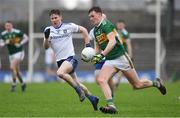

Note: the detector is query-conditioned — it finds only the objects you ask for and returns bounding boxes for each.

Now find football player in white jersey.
[43,9,99,111]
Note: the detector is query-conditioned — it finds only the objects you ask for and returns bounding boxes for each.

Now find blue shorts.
[57,56,78,74]
[95,60,105,70]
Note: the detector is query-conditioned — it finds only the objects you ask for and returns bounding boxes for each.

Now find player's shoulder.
[101,19,115,30]
[13,28,21,33]
[102,19,113,26]
[62,22,78,27]
[44,26,51,30]
[44,26,54,32]
[1,30,7,35]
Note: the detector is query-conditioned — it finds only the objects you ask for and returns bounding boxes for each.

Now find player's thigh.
[9,51,24,69]
[57,61,73,74]
[122,69,140,85]
[10,59,21,70]
[98,65,117,82]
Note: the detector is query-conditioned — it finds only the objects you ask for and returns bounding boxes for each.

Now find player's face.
[116,22,125,30]
[5,22,13,32]
[88,11,102,26]
[50,14,62,28]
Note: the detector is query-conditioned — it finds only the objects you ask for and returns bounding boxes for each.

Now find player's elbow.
[79,26,89,37]
[43,43,49,49]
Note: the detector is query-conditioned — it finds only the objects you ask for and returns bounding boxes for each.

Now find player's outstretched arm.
[79,26,91,47]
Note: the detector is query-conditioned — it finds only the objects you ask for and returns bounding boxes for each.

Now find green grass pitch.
[0,82,179,117]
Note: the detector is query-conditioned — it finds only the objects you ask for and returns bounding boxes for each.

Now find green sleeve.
[102,23,114,35]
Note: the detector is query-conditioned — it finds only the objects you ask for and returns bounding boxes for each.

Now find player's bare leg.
[10,60,18,92]
[57,61,85,102]
[72,73,99,111]
[10,69,17,92]
[96,65,118,113]
[11,59,26,92]
[122,69,166,95]
[108,78,115,98]
[95,69,114,100]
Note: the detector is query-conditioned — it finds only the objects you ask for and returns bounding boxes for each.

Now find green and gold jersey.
[0,28,23,55]
[118,28,130,53]
[93,19,126,60]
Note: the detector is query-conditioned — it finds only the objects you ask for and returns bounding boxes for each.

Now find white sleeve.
[69,23,79,33]
[20,34,28,45]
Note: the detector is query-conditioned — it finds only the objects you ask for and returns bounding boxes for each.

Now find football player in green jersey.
[88,6,166,114]
[116,19,133,59]
[0,21,28,92]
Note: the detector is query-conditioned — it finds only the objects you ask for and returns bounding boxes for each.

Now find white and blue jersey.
[44,23,79,61]
[44,23,80,73]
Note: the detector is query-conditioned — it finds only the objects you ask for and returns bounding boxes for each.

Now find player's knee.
[10,65,15,71]
[56,71,65,78]
[96,77,105,85]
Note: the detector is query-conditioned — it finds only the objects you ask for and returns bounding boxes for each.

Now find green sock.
[107,99,114,106]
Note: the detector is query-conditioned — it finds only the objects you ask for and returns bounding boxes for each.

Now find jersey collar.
[53,23,63,29]
[96,18,104,28]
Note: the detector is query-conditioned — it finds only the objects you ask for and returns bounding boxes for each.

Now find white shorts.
[104,53,134,71]
[9,51,25,62]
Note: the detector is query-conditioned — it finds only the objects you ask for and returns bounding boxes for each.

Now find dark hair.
[49,9,61,16]
[117,19,125,23]
[88,6,102,14]
[6,20,13,24]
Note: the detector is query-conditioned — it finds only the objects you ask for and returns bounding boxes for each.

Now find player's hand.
[0,40,5,47]
[5,40,10,44]
[81,58,89,63]
[14,43,21,48]
[91,53,105,64]
[44,28,50,39]
[85,43,91,47]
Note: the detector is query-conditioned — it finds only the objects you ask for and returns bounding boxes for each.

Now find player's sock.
[12,78,16,85]
[17,73,23,84]
[74,86,85,102]
[11,80,16,92]
[85,94,99,111]
[21,83,26,92]
[74,86,81,94]
[107,99,115,106]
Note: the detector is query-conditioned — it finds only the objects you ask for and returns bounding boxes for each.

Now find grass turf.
[0,82,179,117]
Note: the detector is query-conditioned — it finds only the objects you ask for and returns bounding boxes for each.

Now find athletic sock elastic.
[74,86,82,94]
[12,78,16,86]
[85,94,95,100]
[107,99,115,106]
